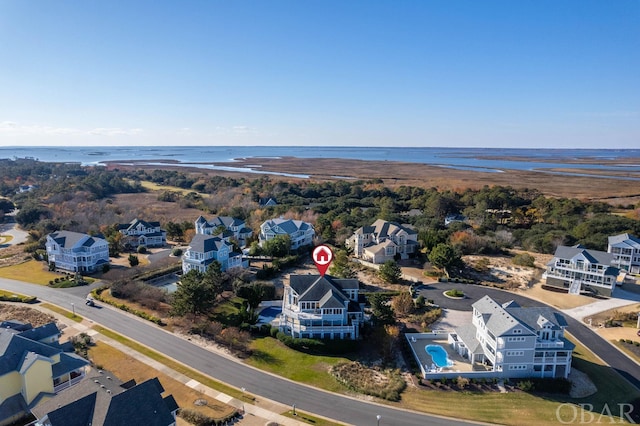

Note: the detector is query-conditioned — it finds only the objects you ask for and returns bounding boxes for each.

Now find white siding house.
[545,245,619,297]
[280,275,364,340]
[194,215,253,248]
[259,218,315,251]
[608,233,640,274]
[451,296,573,379]
[45,231,110,273]
[118,219,167,248]
[182,234,244,274]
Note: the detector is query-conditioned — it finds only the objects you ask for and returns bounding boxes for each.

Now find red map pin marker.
[312,245,334,277]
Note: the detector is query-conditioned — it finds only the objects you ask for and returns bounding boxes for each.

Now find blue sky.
[0,1,638,148]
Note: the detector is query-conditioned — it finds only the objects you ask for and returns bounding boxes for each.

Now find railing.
[535,341,564,348]
[53,373,85,393]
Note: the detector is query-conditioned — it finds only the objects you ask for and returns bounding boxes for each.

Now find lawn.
[247,337,348,392]
[0,260,59,284]
[245,333,639,425]
[88,341,236,422]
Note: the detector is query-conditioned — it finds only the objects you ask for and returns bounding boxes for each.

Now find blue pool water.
[257,306,281,324]
[425,344,454,368]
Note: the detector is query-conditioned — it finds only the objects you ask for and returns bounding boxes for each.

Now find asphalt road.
[0,278,480,426]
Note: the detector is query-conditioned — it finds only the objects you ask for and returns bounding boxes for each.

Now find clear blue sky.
[0,1,638,148]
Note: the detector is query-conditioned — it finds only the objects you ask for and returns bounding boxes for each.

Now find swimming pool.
[425,344,454,368]
[257,306,282,324]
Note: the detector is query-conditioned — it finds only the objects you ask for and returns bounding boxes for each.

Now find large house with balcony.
[279,274,364,340]
[259,218,315,251]
[0,321,89,426]
[118,218,167,249]
[544,245,620,297]
[45,231,110,273]
[346,219,418,264]
[450,296,574,379]
[608,233,640,274]
[195,215,253,248]
[182,234,244,274]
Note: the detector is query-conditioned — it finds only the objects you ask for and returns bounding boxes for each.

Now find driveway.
[0,217,29,246]
[418,281,640,391]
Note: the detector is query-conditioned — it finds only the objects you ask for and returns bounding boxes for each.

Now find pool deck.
[408,337,476,374]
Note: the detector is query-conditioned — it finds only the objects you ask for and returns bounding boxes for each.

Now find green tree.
[329,249,357,279]
[368,293,395,325]
[262,234,291,257]
[170,268,219,318]
[379,260,402,283]
[428,243,462,277]
[128,254,139,267]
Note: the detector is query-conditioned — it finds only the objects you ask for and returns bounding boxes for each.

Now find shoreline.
[104,156,640,204]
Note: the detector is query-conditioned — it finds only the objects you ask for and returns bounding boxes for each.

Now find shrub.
[137,245,148,254]
[517,380,535,392]
[512,253,536,267]
[171,248,183,256]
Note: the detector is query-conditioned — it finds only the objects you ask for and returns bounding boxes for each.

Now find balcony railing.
[53,373,85,393]
[535,341,565,348]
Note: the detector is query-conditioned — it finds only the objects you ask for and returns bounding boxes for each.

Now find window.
[507,336,526,342]
[506,351,524,356]
[513,329,522,334]
[508,365,527,370]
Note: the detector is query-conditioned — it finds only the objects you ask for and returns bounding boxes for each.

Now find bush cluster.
[330,361,406,401]
[512,253,536,267]
[0,294,37,304]
[177,408,240,426]
[274,331,358,355]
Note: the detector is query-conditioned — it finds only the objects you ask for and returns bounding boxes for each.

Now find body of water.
[2,146,640,179]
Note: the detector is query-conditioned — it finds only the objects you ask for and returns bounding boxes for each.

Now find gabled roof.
[506,307,568,332]
[289,275,359,311]
[48,231,106,249]
[46,392,97,426]
[18,322,60,342]
[0,393,28,424]
[552,245,616,266]
[355,219,417,238]
[200,216,244,229]
[472,296,536,337]
[608,233,640,249]
[104,378,176,426]
[263,218,313,235]
[0,329,61,376]
[188,234,231,253]
[32,373,178,426]
[118,218,161,231]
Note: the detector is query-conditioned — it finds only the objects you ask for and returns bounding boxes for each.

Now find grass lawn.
[0,234,13,244]
[0,260,59,284]
[41,302,84,323]
[247,337,348,392]
[245,333,639,425]
[132,180,208,197]
[88,341,236,421]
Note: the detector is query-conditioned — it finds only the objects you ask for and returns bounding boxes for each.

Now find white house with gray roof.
[118,218,167,248]
[195,215,253,248]
[346,219,418,264]
[279,274,364,340]
[544,245,620,297]
[450,296,574,379]
[45,231,110,273]
[182,234,244,274]
[608,233,640,274]
[259,218,315,251]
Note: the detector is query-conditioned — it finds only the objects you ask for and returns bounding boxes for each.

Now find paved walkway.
[561,291,640,322]
[37,306,308,426]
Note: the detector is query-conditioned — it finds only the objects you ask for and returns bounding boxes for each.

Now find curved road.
[0,278,478,426]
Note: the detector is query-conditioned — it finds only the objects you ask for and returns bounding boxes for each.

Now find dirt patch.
[0,303,56,327]
[569,368,598,398]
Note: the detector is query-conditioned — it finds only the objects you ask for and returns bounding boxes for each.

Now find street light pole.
[71,303,75,317]
[376,414,381,426]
